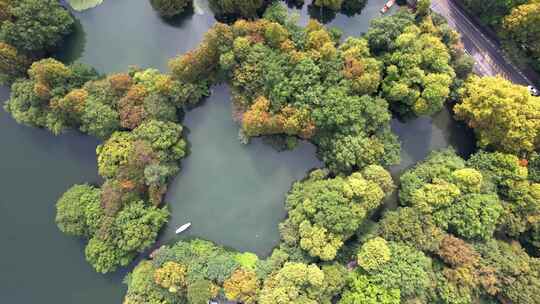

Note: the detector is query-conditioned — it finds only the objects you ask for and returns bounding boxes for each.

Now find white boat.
[175,222,192,234]
[381,0,396,14]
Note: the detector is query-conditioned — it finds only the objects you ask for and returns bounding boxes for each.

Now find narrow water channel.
[0,0,474,303]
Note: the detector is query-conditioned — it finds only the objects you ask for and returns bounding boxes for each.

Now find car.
[528,85,539,96]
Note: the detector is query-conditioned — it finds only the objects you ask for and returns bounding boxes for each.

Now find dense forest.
[1,0,540,303]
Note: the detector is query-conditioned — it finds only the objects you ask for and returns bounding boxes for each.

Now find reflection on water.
[56,0,216,72]
[391,105,475,177]
[55,0,398,72]
[160,85,322,256]
[0,86,126,303]
[57,18,86,64]
[290,0,399,37]
[306,0,368,24]
[193,0,208,15]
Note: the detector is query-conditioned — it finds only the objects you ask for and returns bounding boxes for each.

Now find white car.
[528,85,539,96]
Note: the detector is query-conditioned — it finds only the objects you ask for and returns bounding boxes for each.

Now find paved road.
[431,0,533,86]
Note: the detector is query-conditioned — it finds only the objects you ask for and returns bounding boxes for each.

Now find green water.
[0,0,473,303]
[158,85,321,256]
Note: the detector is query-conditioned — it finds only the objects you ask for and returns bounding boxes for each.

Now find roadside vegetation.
[462,0,540,78]
[2,1,540,303]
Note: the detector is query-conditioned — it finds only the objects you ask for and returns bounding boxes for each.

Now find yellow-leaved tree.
[503,2,540,63]
[454,75,540,154]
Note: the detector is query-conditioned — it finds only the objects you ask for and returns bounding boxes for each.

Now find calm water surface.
[0,0,473,303]
[159,85,321,256]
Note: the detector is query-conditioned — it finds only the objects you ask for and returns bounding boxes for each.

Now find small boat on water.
[176,222,192,234]
[381,0,396,14]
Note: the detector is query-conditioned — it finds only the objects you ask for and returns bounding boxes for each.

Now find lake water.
[159,85,322,256]
[0,0,473,303]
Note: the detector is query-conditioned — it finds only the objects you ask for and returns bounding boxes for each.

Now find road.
[431,0,533,86]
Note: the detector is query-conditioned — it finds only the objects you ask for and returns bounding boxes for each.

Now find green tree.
[313,91,399,173]
[187,278,217,304]
[97,132,134,179]
[0,0,74,54]
[357,237,391,271]
[339,273,400,304]
[55,184,102,237]
[281,167,393,260]
[235,252,259,270]
[86,200,169,273]
[149,0,191,17]
[4,58,99,134]
[454,75,540,153]
[365,9,415,53]
[259,262,328,304]
[80,97,120,139]
[131,120,186,160]
[400,150,503,240]
[503,2,540,69]
[85,237,123,274]
[209,0,267,19]
[0,42,30,84]
[169,22,233,82]
[527,152,540,183]
[381,22,455,116]
[112,201,169,255]
[468,151,540,248]
[475,239,540,304]
[416,0,431,17]
[365,241,433,302]
[461,0,526,29]
[313,0,344,10]
[264,21,289,48]
[377,207,445,252]
[320,263,348,300]
[4,79,47,128]
[124,261,173,304]
[399,149,465,205]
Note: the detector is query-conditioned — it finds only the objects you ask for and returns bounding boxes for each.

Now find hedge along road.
[0,0,472,303]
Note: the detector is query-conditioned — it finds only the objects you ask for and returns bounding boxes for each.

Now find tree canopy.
[5,3,538,304]
[209,0,268,19]
[503,2,540,71]
[183,6,403,173]
[0,0,74,54]
[280,166,394,260]
[400,149,503,240]
[380,20,455,116]
[3,61,204,273]
[454,75,540,154]
[150,0,192,17]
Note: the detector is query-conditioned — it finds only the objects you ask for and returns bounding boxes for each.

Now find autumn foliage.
[242,96,315,139]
